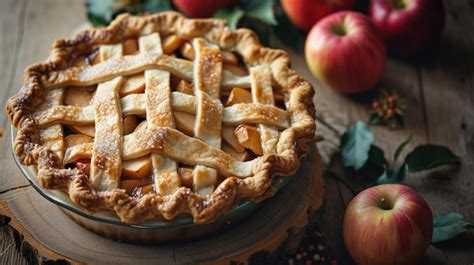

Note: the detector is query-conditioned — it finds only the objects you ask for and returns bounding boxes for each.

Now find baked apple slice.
[64,134,93,168]
[223,64,248,76]
[234,125,263,155]
[64,86,96,136]
[64,143,92,165]
[222,126,245,153]
[123,115,138,135]
[68,125,95,137]
[178,167,193,188]
[122,156,151,179]
[87,50,101,65]
[179,41,237,64]
[221,142,251,162]
[226,87,252,106]
[134,120,148,133]
[163,35,184,54]
[75,160,91,175]
[72,56,89,68]
[176,80,193,95]
[120,74,145,97]
[133,184,154,196]
[222,51,238,65]
[64,86,95,106]
[179,41,195,60]
[121,178,152,195]
[64,133,94,173]
[123,39,138,55]
[64,135,93,174]
[174,111,195,136]
[65,134,93,148]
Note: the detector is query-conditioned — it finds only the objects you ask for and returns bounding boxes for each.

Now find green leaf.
[86,0,118,27]
[214,7,245,30]
[140,0,172,13]
[360,145,387,180]
[432,213,473,243]
[368,145,388,169]
[88,13,109,27]
[270,8,303,51]
[86,0,172,27]
[393,134,412,163]
[392,113,405,129]
[340,121,375,170]
[405,145,460,172]
[368,113,383,125]
[376,163,409,184]
[376,167,393,184]
[246,22,270,46]
[240,0,277,26]
[393,162,409,182]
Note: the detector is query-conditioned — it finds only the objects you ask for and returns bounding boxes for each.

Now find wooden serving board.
[0,143,325,264]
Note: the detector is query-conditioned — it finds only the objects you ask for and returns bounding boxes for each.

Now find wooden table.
[0,0,473,264]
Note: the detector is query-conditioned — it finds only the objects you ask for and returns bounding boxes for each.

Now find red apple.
[282,0,356,31]
[173,0,237,18]
[344,184,433,265]
[305,11,386,94]
[369,0,445,55]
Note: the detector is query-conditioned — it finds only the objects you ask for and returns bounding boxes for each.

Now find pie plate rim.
[10,125,294,230]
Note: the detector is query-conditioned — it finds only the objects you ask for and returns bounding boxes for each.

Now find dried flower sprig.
[368,90,406,129]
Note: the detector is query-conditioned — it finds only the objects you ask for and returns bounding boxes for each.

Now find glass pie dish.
[11,125,302,243]
[6,12,316,243]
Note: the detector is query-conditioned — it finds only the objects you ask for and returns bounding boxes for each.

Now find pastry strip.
[36,88,65,160]
[140,33,180,195]
[250,66,280,154]
[90,45,124,191]
[37,95,289,128]
[42,53,250,89]
[191,38,224,194]
[222,103,289,128]
[89,77,124,190]
[35,105,94,127]
[64,126,255,178]
[120,92,289,127]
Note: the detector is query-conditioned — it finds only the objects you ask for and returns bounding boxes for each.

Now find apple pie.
[6,12,315,224]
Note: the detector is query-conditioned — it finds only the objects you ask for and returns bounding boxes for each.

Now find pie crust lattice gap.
[6,12,315,224]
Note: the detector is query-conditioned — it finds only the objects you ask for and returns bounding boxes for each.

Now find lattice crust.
[6,12,316,224]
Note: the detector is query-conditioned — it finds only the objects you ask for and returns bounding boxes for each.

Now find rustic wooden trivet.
[0,144,325,265]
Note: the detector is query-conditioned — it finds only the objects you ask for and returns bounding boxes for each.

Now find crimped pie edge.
[5,11,316,224]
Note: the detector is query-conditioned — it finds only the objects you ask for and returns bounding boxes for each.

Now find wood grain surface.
[0,0,473,264]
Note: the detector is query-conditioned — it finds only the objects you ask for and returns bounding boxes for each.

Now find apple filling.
[56,34,287,196]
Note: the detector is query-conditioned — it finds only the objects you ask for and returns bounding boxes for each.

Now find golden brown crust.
[5,12,316,224]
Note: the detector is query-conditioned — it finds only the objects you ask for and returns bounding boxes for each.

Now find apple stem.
[379,197,393,210]
[392,0,407,10]
[332,23,347,36]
